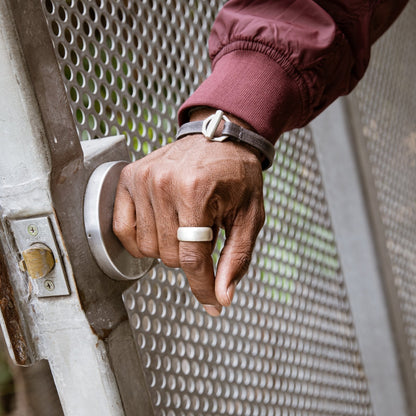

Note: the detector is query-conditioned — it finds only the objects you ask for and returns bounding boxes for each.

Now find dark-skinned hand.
[113,110,265,316]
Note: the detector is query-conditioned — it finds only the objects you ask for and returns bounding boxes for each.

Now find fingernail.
[226,281,237,305]
[203,304,222,317]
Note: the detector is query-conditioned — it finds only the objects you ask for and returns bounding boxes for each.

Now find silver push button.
[84,161,156,281]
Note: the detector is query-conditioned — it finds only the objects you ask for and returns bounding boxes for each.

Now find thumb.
[215,206,264,306]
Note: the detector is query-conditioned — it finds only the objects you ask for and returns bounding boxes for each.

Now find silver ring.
[177,227,213,242]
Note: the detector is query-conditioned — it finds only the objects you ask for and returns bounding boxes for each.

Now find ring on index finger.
[177,227,213,242]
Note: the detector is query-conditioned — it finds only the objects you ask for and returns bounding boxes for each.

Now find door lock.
[19,243,55,279]
[10,216,70,298]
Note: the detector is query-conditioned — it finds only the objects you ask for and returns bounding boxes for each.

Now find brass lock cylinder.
[19,243,55,279]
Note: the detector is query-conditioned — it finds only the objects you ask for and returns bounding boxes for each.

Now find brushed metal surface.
[84,160,155,281]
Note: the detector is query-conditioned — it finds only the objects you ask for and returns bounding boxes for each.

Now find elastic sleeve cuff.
[178,49,304,144]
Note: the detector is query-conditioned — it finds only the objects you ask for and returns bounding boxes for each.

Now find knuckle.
[153,169,172,190]
[233,251,252,273]
[161,258,180,269]
[152,171,174,201]
[180,250,206,273]
[160,252,180,269]
[137,241,158,258]
[120,161,151,185]
[180,173,204,196]
[112,218,133,238]
[119,164,134,184]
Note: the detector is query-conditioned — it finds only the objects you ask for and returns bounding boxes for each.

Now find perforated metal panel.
[123,128,372,416]
[42,0,216,157]
[41,1,373,414]
[353,1,416,386]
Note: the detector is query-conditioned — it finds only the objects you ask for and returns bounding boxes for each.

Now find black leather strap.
[176,120,275,170]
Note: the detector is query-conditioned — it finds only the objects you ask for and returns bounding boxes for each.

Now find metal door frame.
[0,1,151,414]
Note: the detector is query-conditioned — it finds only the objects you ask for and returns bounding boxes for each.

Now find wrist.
[187,107,266,166]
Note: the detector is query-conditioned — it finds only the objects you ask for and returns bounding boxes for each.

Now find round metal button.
[84,161,156,281]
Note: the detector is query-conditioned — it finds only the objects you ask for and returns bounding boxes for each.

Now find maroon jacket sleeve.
[178,0,408,144]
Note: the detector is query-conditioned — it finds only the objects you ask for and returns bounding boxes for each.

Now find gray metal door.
[1,0,414,415]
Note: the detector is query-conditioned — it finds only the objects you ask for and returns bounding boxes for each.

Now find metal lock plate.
[10,216,70,297]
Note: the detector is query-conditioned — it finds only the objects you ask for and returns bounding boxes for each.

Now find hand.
[113,113,265,316]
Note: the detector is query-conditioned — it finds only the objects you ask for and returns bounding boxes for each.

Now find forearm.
[178,0,409,144]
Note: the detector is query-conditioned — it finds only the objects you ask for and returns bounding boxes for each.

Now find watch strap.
[176,111,275,170]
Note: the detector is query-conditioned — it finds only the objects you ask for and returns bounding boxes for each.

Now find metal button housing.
[84,160,156,281]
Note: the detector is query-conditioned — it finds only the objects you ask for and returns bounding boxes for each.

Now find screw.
[27,224,39,237]
[44,280,55,291]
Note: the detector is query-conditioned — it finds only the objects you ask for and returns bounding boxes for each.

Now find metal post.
[311,99,408,416]
[0,2,126,414]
